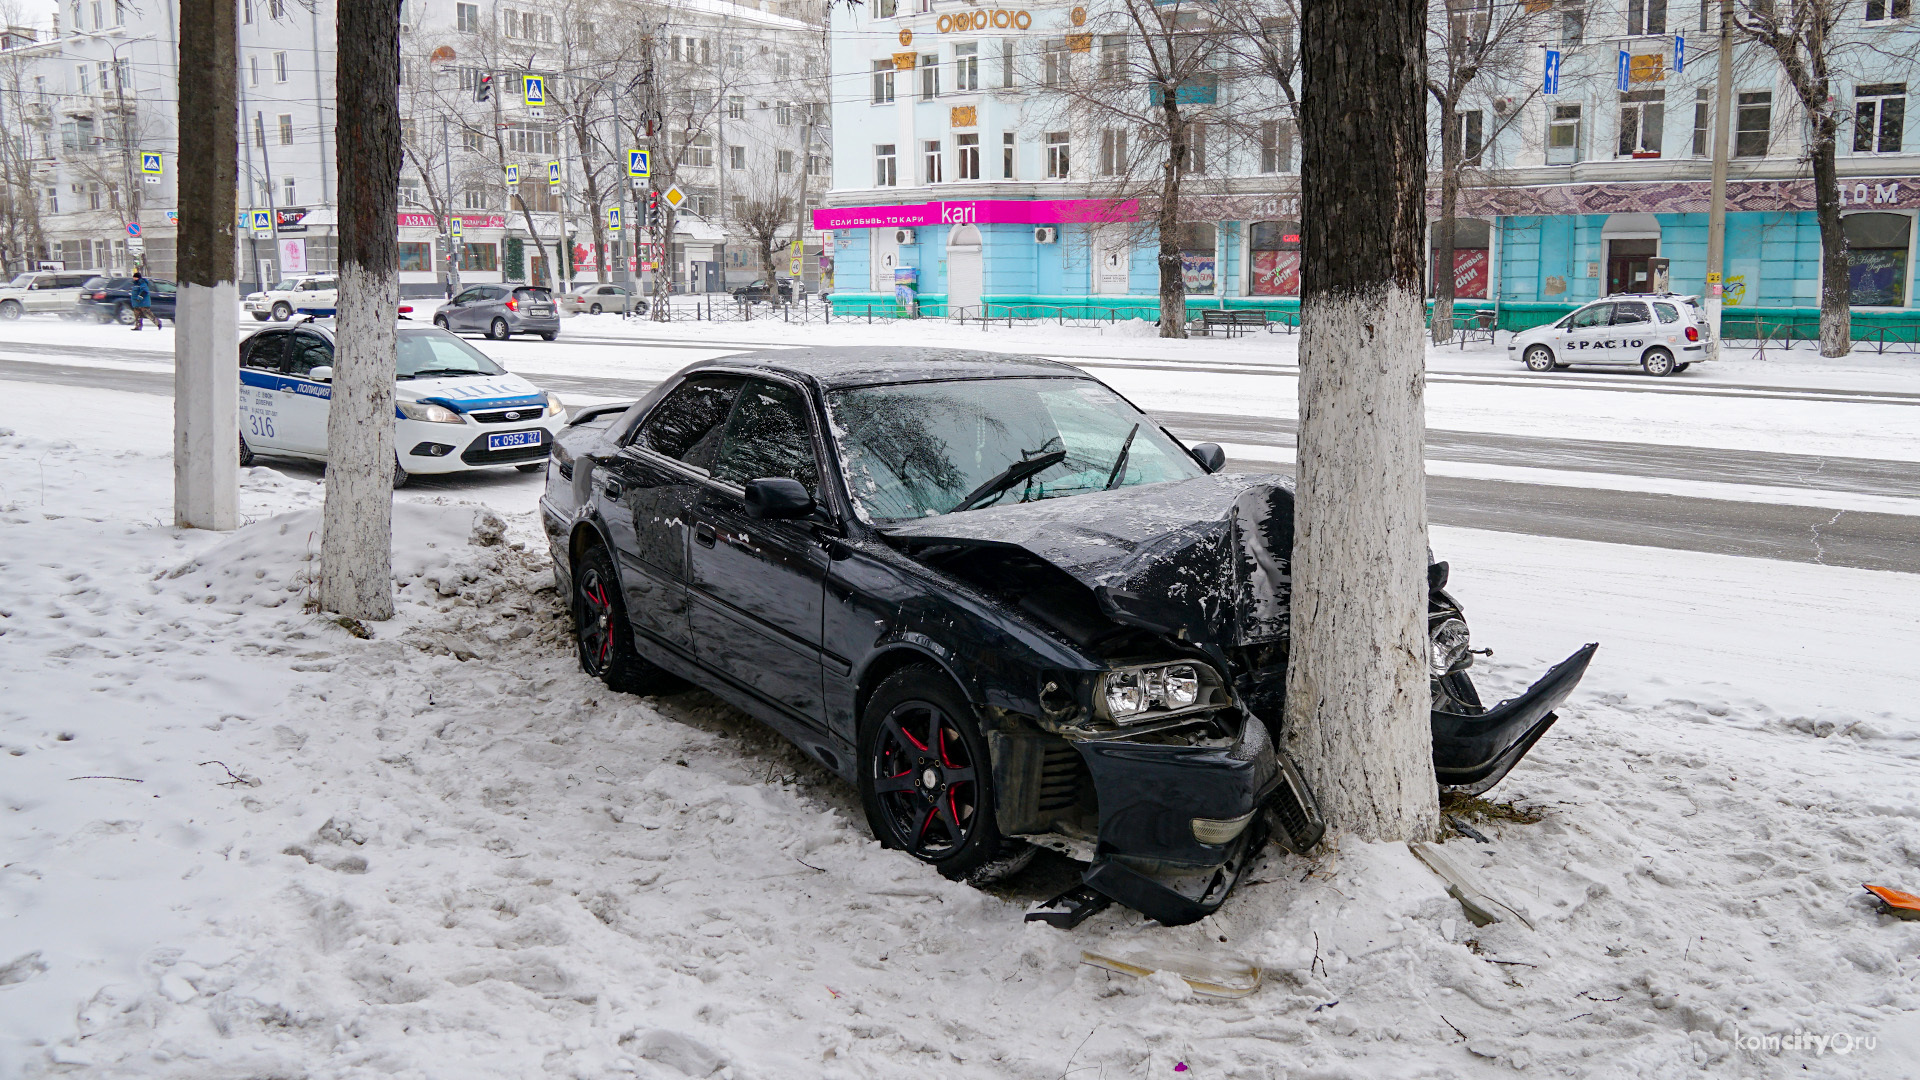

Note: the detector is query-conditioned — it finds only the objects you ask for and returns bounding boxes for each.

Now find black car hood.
[878,473,1294,647]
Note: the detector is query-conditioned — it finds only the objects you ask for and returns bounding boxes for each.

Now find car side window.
[451,289,478,304]
[1569,304,1610,329]
[711,380,819,495]
[1653,302,1679,323]
[285,334,333,377]
[151,281,176,297]
[244,332,287,372]
[1612,301,1651,325]
[635,375,746,471]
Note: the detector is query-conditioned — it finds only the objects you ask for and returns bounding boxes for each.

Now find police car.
[1508,294,1713,376]
[238,321,565,486]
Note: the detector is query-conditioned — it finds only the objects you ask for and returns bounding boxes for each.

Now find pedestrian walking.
[129,271,158,330]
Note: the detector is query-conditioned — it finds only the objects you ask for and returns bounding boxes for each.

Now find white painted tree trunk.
[1285,286,1439,843]
[173,283,238,530]
[318,263,397,620]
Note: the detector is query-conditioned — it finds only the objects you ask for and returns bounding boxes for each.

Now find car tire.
[573,544,683,694]
[272,302,292,321]
[1675,362,1691,372]
[238,433,255,467]
[0,300,19,320]
[1641,347,1677,377]
[516,462,544,473]
[589,303,602,314]
[432,314,450,329]
[858,664,1011,883]
[539,331,557,341]
[1522,345,1556,372]
[392,458,409,488]
[251,312,270,322]
[114,303,133,325]
[488,317,509,340]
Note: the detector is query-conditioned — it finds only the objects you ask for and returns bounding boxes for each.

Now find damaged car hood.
[879,473,1295,646]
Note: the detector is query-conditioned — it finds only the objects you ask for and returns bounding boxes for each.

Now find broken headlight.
[1429,617,1472,676]
[1097,661,1224,724]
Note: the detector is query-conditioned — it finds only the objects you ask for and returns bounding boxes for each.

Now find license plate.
[487,431,543,452]
[528,305,551,315]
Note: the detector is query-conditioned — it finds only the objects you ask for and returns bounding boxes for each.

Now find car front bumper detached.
[1432,642,1597,796]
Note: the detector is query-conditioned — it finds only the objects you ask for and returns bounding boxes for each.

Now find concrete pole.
[173,0,238,530]
[1704,0,1734,350]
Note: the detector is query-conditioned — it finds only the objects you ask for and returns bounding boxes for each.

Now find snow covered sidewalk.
[4,382,1920,1079]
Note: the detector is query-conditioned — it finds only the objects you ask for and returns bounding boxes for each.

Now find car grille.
[471,406,545,424]
[459,428,551,465]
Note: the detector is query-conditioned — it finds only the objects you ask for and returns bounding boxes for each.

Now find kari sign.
[813,197,1138,231]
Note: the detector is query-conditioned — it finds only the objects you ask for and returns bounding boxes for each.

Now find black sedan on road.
[541,348,1594,926]
[77,276,177,324]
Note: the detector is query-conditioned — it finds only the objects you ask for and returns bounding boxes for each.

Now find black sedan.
[731,278,794,304]
[77,276,177,324]
[540,348,1594,926]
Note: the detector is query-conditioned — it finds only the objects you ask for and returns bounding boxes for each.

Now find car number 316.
[248,414,275,439]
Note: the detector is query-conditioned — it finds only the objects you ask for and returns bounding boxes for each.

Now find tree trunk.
[1288,0,1438,843]
[319,0,401,621]
[1156,98,1188,339]
[1809,115,1851,357]
[1431,103,1459,345]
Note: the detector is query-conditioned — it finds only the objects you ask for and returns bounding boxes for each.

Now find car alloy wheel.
[1642,348,1676,377]
[1523,345,1556,372]
[115,303,133,325]
[577,564,617,678]
[570,545,681,694]
[0,300,19,320]
[272,302,291,321]
[866,695,982,863]
[589,303,602,314]
[432,314,449,329]
[489,317,509,340]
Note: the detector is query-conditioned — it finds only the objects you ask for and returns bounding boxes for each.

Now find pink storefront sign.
[813,198,1138,231]
[396,212,508,229]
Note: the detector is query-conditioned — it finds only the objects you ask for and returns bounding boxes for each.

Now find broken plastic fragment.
[1079,947,1261,999]
[1863,884,1920,921]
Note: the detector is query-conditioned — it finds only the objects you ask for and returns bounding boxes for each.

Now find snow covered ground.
[3,327,1920,1078]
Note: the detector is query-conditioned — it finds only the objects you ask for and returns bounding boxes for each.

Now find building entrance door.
[946,224,983,314]
[1606,238,1658,295]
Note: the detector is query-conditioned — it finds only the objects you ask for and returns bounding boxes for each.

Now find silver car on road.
[433,284,561,341]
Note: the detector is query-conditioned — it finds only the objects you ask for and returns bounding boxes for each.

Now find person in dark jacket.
[130,271,157,330]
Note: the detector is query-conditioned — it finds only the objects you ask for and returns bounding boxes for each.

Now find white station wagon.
[1508,294,1713,376]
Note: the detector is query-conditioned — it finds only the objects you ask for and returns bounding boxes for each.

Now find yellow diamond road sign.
[662,185,686,210]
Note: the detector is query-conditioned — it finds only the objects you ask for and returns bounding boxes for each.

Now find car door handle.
[602,478,622,499]
[694,522,716,548]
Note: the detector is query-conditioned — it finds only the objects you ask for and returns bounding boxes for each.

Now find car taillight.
[506,297,518,312]
[398,304,413,314]
[92,292,106,300]
[1686,326,1699,341]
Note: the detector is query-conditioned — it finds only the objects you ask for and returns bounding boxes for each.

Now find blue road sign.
[1543,49,1561,95]
[127,221,141,238]
[1675,35,1685,74]
[251,210,272,232]
[1617,50,1630,92]
[607,207,621,232]
[523,74,546,107]
[505,164,520,184]
[627,150,650,179]
[547,161,561,186]
[140,151,163,175]
[451,218,463,239]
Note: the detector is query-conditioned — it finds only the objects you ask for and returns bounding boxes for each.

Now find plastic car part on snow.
[1431,643,1598,796]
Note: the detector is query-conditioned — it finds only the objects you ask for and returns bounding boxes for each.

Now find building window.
[514,177,557,212]
[399,180,421,207]
[1618,89,1665,157]
[274,52,288,82]
[876,0,896,15]
[923,139,943,183]
[776,101,793,127]
[464,187,489,209]
[1561,3,1585,44]
[1249,220,1301,296]
[1865,0,1912,20]
[248,56,259,87]
[269,0,284,16]
[876,144,897,186]
[1044,39,1070,86]
[283,177,297,205]
[1447,0,1491,54]
[729,144,746,169]
[88,182,102,210]
[462,130,484,152]
[1627,0,1667,35]
[398,242,433,273]
[956,133,980,179]
[729,95,746,120]
[1846,212,1912,305]
[1549,103,1582,163]
[1260,120,1294,172]
[672,36,710,65]
[676,133,714,168]
[872,59,896,104]
[1000,39,1017,88]
[504,125,559,156]
[1692,90,1710,156]
[243,0,253,23]
[461,243,498,272]
[777,149,794,173]
[1735,91,1771,157]
[76,64,90,95]
[921,55,940,99]
[807,153,826,176]
[277,113,294,145]
[1100,34,1129,79]
[1856,83,1906,153]
[1045,131,1070,178]
[1002,132,1016,178]
[1099,129,1127,176]
[1185,123,1208,174]
[955,43,979,92]
[1452,109,1484,165]
[776,52,792,79]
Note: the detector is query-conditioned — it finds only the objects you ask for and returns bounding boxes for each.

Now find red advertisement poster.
[1451,248,1489,298]
[1251,250,1301,296]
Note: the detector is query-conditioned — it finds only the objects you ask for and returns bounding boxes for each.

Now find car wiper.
[949,449,1068,514]
[1104,424,1139,490]
[403,367,487,379]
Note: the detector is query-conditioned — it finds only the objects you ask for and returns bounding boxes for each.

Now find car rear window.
[1653,303,1679,323]
[513,288,552,301]
[81,276,109,291]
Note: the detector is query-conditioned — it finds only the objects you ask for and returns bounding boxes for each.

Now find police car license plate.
[488,431,542,452]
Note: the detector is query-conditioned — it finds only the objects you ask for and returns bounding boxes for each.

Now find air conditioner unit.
[1033,226,1058,244]
[893,228,916,244]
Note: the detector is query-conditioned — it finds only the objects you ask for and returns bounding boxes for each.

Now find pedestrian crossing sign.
[523,74,546,107]
[505,164,520,185]
[607,207,621,233]
[250,210,272,233]
[547,161,561,187]
[140,151,163,175]
[451,218,463,239]
[627,150,650,179]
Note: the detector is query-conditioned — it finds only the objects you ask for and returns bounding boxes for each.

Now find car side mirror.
[743,477,813,519]
[1189,442,1226,474]
[308,365,334,382]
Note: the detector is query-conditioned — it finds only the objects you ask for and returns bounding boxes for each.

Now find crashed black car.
[540,348,1594,926]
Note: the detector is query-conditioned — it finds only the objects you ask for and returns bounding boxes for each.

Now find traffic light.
[475,72,493,103]
[647,190,662,229]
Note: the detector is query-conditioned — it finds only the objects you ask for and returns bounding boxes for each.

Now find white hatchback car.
[238,322,566,485]
[1508,294,1713,376]
[245,275,339,322]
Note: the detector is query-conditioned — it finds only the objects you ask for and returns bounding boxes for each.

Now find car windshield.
[272,280,299,292]
[395,328,505,379]
[827,377,1205,521]
[7,273,36,288]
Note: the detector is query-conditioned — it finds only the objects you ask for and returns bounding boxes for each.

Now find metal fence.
[612,294,835,324]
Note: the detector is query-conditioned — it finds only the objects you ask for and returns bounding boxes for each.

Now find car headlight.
[1097,661,1221,723]
[397,400,464,424]
[1430,617,1472,676]
[542,391,567,424]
